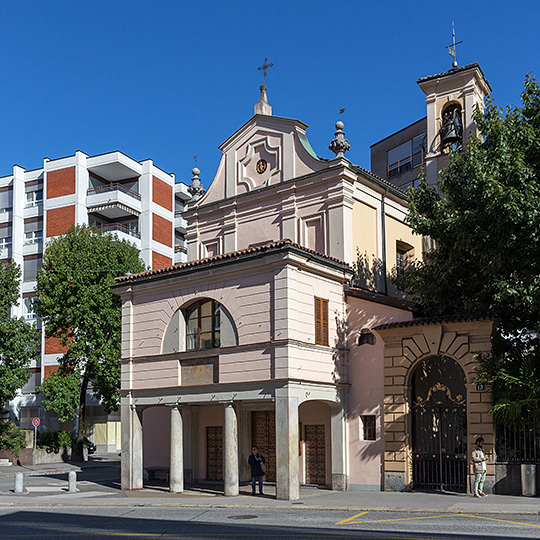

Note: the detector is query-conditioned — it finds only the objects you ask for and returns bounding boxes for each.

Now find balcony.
[174,243,187,264]
[174,211,187,233]
[87,184,142,219]
[96,223,141,247]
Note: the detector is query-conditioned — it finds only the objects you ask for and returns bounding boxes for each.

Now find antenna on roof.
[446,22,463,69]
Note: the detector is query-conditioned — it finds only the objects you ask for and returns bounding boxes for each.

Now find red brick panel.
[152,251,172,270]
[44,336,68,355]
[152,213,172,247]
[44,365,60,379]
[47,167,76,199]
[46,205,75,237]
[152,176,173,211]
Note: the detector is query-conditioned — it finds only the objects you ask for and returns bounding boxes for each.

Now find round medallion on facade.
[256,159,267,174]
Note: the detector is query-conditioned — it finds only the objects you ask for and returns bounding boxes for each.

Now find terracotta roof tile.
[115,239,351,285]
[374,315,493,331]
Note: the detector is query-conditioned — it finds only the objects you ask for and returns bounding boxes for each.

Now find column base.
[332,473,349,491]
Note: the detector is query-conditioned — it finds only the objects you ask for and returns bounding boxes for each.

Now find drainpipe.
[381,188,388,295]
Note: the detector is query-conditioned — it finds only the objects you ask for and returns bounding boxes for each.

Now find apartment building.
[0,150,190,447]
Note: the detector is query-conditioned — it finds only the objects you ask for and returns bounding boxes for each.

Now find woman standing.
[248,446,265,495]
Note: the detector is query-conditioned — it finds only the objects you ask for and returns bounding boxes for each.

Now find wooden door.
[251,410,276,482]
[206,426,223,481]
[305,424,326,485]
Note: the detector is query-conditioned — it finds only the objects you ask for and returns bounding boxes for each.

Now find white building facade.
[0,150,190,446]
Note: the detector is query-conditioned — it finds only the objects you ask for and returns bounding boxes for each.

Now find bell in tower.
[441,104,463,149]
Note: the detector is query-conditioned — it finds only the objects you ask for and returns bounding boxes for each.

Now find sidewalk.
[1,458,538,515]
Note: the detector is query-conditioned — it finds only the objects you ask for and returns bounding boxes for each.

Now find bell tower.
[417,62,492,187]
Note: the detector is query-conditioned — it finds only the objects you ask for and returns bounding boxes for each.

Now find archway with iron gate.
[411,355,467,492]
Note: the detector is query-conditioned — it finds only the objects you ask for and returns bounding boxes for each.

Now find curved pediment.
[197,115,326,206]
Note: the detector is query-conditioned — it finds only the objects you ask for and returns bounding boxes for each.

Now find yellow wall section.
[352,200,377,263]
[384,214,423,274]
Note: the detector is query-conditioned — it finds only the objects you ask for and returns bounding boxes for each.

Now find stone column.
[224,402,239,496]
[131,405,144,490]
[331,404,349,490]
[170,405,184,493]
[275,395,299,500]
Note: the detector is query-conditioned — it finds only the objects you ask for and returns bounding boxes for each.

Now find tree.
[0,261,39,411]
[35,225,146,453]
[400,74,540,427]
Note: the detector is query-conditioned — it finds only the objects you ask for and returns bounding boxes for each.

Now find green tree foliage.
[35,225,146,443]
[0,261,39,408]
[0,421,27,457]
[400,75,540,427]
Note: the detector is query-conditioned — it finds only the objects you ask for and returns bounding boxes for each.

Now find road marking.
[335,511,367,524]
[340,513,462,524]
[337,511,540,529]
[459,514,540,528]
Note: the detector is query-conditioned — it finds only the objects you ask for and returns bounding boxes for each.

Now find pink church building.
[114,74,494,498]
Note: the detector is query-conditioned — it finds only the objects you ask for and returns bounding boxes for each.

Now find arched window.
[162,298,238,354]
[186,299,221,350]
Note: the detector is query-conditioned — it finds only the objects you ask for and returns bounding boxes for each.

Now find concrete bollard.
[68,470,77,493]
[14,472,24,493]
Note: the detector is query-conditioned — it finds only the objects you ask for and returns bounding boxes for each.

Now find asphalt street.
[0,455,539,539]
[0,506,539,539]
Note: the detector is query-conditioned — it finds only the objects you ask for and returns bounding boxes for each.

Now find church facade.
[115,65,496,498]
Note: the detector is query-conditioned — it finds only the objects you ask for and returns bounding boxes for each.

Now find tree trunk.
[71,375,89,462]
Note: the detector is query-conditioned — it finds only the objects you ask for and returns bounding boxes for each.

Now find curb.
[0,499,538,515]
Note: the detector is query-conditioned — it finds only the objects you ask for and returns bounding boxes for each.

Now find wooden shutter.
[315,297,329,346]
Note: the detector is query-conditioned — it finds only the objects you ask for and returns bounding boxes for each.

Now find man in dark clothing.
[248,446,265,495]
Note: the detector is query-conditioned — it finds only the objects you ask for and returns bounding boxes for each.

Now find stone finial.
[329,120,350,158]
[188,167,205,200]
[254,84,272,116]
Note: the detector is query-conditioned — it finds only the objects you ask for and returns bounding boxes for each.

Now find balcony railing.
[87,183,141,201]
[96,223,141,239]
[175,244,187,254]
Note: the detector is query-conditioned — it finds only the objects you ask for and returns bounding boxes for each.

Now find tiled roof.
[351,164,408,196]
[374,315,493,331]
[416,62,487,85]
[115,239,352,285]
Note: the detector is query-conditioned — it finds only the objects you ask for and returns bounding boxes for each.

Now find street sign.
[32,417,40,427]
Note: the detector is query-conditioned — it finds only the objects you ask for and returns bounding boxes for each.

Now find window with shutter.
[314,297,329,346]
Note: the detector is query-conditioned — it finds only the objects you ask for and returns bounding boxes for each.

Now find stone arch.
[374,319,495,492]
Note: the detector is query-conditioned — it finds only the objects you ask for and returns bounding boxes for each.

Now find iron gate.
[412,396,467,492]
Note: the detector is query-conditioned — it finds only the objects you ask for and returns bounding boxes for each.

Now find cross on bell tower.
[446,22,463,68]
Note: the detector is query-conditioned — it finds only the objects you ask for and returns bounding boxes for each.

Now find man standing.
[248,446,265,495]
[471,437,488,497]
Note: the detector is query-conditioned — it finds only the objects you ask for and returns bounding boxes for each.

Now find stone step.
[0,459,13,466]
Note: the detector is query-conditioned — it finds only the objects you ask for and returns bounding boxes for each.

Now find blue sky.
[2,1,539,188]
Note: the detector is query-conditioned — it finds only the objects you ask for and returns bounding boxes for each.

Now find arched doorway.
[411,356,467,492]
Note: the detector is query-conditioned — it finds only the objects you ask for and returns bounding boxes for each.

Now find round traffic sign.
[32,417,40,427]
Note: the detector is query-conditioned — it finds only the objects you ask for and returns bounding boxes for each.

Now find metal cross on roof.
[446,22,463,68]
[258,57,274,83]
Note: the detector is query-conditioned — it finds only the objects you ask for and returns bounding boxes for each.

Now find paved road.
[0,506,539,539]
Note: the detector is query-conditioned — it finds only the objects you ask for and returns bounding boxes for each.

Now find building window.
[23,297,38,319]
[24,231,43,245]
[25,190,43,208]
[387,134,426,178]
[314,297,329,346]
[361,415,376,441]
[396,241,414,279]
[0,236,12,249]
[186,299,221,350]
